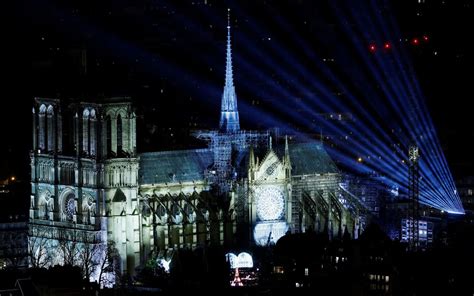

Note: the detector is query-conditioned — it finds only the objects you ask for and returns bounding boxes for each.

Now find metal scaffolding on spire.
[408,144,420,251]
[195,9,268,195]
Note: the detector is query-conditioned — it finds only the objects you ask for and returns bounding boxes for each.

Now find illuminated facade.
[28,16,366,279]
[401,218,433,248]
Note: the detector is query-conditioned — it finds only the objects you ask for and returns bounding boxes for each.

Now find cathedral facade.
[28,19,365,281]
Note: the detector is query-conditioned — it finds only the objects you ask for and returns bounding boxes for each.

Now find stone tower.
[29,97,140,280]
[101,99,140,275]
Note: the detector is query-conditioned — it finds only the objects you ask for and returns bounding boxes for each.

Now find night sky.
[2,0,473,182]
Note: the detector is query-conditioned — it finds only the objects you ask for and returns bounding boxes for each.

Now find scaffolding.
[195,130,269,194]
[408,145,420,250]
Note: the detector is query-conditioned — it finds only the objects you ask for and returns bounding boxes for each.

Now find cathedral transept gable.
[253,150,286,182]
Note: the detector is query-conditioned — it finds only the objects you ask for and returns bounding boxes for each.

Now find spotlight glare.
[446,210,465,215]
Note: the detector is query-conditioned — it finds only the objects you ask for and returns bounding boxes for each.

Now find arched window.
[117,114,123,153]
[82,109,90,155]
[38,104,47,151]
[82,195,95,225]
[184,203,195,223]
[38,190,52,220]
[47,105,54,152]
[106,115,112,156]
[171,204,183,224]
[89,109,96,156]
[157,204,167,217]
[64,193,76,222]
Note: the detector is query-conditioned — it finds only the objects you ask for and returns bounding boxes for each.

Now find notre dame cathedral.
[28,18,366,283]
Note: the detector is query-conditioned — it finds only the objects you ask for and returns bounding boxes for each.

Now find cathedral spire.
[249,146,255,169]
[219,8,240,133]
[284,135,291,167]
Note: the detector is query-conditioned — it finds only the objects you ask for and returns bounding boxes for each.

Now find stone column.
[57,109,63,153]
[38,113,45,150]
[192,223,197,248]
[32,107,37,151]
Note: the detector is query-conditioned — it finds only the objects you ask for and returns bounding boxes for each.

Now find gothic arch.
[170,203,183,224]
[59,188,76,222]
[196,201,210,222]
[82,193,96,210]
[82,108,90,155]
[38,104,47,150]
[83,108,90,118]
[183,202,196,223]
[82,193,96,224]
[106,115,112,155]
[140,194,151,217]
[116,114,123,152]
[116,108,127,120]
[46,105,55,151]
[39,104,47,114]
[37,189,52,219]
[104,108,126,120]
[156,203,168,224]
[89,108,97,156]
[47,105,54,115]
[105,110,115,119]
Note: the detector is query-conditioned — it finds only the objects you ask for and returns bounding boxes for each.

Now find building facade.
[28,19,366,281]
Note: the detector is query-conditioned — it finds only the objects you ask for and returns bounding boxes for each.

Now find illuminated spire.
[284,135,291,167]
[249,146,255,168]
[219,8,240,132]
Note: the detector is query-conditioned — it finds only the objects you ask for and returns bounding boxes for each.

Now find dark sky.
[2,0,473,181]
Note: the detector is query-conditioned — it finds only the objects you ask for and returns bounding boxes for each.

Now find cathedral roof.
[139,149,213,184]
[138,141,336,185]
[276,141,339,176]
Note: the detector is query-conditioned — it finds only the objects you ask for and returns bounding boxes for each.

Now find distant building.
[400,218,433,248]
[0,178,28,270]
[0,222,28,269]
[342,173,389,217]
[457,176,474,211]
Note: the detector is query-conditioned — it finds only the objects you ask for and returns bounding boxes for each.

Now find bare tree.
[28,226,52,268]
[98,240,121,287]
[57,228,80,266]
[78,233,103,281]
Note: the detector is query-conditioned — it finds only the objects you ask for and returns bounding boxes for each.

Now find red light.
[412,38,419,45]
[369,44,376,52]
[423,35,429,42]
[384,42,391,49]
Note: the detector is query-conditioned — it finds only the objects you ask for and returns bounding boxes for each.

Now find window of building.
[106,116,112,155]
[117,114,123,153]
